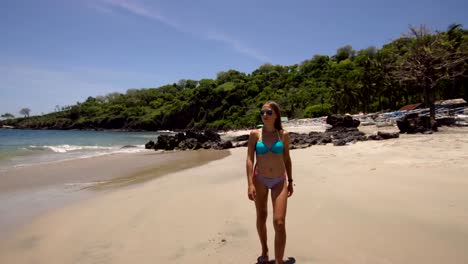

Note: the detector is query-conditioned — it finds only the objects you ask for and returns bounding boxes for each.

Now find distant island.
[2,24,467,131]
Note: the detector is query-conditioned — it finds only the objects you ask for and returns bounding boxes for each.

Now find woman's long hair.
[265,100,283,131]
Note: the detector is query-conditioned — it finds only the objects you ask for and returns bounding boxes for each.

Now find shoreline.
[0,149,230,237]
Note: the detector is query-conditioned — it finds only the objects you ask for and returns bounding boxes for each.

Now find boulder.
[145,140,155,149]
[234,134,250,141]
[333,139,347,146]
[155,135,178,150]
[204,129,222,142]
[377,131,399,139]
[234,141,249,147]
[146,130,225,151]
[367,134,383,140]
[326,114,360,128]
[185,130,210,143]
[178,138,202,150]
[218,140,233,149]
[397,114,437,133]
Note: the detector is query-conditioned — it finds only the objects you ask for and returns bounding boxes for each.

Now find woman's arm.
[246,130,257,186]
[283,130,294,197]
[282,130,292,182]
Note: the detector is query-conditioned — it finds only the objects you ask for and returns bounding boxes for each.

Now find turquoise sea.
[0,129,168,169]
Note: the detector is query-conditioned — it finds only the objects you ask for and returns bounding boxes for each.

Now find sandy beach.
[0,149,229,237]
[1,126,468,263]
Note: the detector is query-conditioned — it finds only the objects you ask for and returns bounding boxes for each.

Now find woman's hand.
[287,182,294,197]
[248,184,256,201]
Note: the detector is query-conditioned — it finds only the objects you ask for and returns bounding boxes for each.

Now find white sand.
[1,127,468,263]
[220,121,328,139]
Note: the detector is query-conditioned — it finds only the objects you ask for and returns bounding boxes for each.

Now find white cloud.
[206,31,271,63]
[87,2,115,15]
[99,0,184,30]
[94,0,271,62]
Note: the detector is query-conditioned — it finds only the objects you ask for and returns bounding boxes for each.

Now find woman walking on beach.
[246,101,293,264]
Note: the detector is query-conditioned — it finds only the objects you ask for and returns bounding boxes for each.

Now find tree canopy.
[4,24,467,131]
[1,113,14,119]
[19,108,31,118]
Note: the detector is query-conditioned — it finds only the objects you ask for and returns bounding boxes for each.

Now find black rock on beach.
[145,129,233,151]
[145,115,400,151]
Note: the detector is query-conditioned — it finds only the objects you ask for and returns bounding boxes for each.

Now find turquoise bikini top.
[256,129,284,155]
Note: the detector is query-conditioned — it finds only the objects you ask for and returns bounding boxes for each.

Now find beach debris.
[455,114,468,126]
[399,103,424,111]
[348,98,468,132]
[436,117,456,126]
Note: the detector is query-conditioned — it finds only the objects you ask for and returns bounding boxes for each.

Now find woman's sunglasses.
[260,109,273,116]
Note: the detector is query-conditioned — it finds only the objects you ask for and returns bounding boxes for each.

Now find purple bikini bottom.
[256,174,285,189]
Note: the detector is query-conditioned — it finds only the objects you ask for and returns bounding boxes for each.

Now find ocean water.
[0,129,169,169]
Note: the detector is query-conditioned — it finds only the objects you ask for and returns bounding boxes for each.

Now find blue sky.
[1,0,467,116]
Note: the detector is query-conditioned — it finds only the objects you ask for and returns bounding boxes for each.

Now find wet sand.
[1,127,468,263]
[0,149,229,237]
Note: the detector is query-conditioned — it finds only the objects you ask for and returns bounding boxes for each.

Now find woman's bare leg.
[271,180,288,264]
[254,177,269,259]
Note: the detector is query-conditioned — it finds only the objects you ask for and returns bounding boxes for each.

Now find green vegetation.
[1,113,14,119]
[19,108,31,118]
[4,25,467,131]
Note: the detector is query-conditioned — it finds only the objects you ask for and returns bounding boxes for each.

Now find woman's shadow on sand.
[255,257,296,264]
